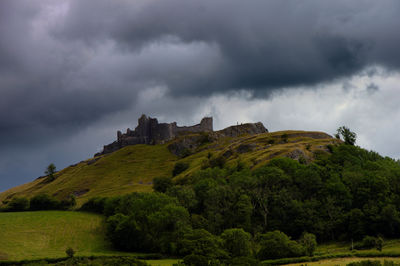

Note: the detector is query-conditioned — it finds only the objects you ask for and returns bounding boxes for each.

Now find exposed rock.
[217,122,268,137]
[72,189,90,197]
[237,143,258,153]
[286,149,309,162]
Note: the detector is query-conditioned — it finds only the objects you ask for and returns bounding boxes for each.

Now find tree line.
[80,141,400,264]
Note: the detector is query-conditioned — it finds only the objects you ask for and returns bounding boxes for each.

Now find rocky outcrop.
[217,122,268,137]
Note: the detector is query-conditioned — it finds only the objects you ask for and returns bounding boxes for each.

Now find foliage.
[153,176,173,193]
[76,139,400,260]
[336,126,357,145]
[220,228,252,258]
[173,162,190,176]
[45,163,56,181]
[65,247,75,258]
[183,254,209,266]
[178,229,227,259]
[299,232,317,256]
[79,196,106,213]
[105,192,191,253]
[354,236,384,251]
[257,230,305,260]
[6,197,29,211]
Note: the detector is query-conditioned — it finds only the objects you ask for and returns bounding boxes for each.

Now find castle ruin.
[98,115,213,155]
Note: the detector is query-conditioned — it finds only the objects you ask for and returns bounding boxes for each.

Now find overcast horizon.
[1,0,400,191]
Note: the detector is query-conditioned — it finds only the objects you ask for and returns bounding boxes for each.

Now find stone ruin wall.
[97,115,213,155]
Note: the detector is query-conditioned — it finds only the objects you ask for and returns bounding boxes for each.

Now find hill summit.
[97,114,268,156]
[0,115,337,207]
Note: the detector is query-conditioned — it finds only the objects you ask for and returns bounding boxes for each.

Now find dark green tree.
[153,176,172,193]
[220,228,252,258]
[299,232,317,256]
[45,163,56,181]
[336,126,357,145]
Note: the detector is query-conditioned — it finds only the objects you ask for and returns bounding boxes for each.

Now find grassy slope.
[0,211,140,261]
[0,130,339,207]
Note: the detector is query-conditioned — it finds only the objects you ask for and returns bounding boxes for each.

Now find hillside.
[0,130,339,206]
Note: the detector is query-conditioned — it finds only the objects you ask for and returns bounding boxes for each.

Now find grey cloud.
[1,0,400,190]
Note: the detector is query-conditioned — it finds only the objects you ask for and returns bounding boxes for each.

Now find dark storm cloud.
[55,0,400,94]
[1,0,400,189]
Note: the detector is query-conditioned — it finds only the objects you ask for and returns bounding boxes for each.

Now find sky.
[1,0,400,191]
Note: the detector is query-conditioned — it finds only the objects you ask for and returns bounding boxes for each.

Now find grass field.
[286,257,400,266]
[0,211,140,261]
[279,240,400,266]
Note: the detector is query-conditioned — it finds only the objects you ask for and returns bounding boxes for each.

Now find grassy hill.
[0,211,130,260]
[0,130,339,207]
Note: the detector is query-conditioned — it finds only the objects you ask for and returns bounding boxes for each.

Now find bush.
[299,232,317,256]
[229,256,261,266]
[257,230,305,260]
[173,162,190,176]
[220,228,252,258]
[30,194,60,210]
[347,260,381,266]
[354,236,379,250]
[183,254,209,266]
[80,197,107,213]
[65,247,75,258]
[59,195,76,210]
[153,176,173,193]
[6,197,29,211]
[179,229,226,258]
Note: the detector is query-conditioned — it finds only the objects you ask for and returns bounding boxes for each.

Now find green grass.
[146,259,181,266]
[263,241,400,265]
[0,211,140,261]
[0,130,339,207]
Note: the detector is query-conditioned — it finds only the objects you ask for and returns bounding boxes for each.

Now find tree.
[153,176,172,193]
[220,228,252,258]
[299,232,317,256]
[45,163,56,181]
[336,126,357,145]
[257,230,305,260]
[65,247,75,258]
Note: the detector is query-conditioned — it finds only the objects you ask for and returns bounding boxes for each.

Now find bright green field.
[0,211,139,261]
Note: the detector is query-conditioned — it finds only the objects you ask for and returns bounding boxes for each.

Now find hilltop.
[0,115,338,206]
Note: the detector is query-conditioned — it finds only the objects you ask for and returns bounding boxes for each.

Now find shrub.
[179,229,226,258]
[299,232,317,256]
[183,254,209,266]
[173,162,190,176]
[257,230,305,260]
[30,194,60,210]
[347,260,381,266]
[354,236,379,250]
[220,228,252,258]
[59,194,76,210]
[6,197,29,211]
[65,247,75,258]
[229,256,261,266]
[153,176,173,192]
[80,197,107,213]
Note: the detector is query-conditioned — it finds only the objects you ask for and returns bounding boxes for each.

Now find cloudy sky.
[1,0,400,191]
